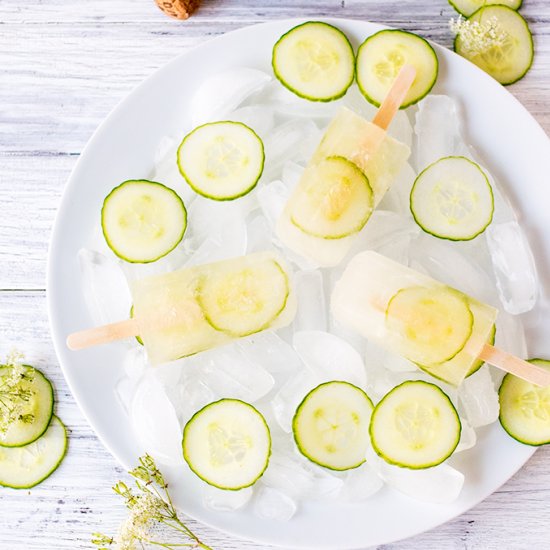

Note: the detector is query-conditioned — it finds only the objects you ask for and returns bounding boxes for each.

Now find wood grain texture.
[1,0,550,549]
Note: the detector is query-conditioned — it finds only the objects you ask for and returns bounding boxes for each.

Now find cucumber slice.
[466,322,496,378]
[289,156,374,239]
[292,381,373,471]
[499,359,550,446]
[449,0,522,18]
[0,366,54,448]
[177,121,264,201]
[272,21,355,102]
[454,6,534,85]
[0,416,67,489]
[356,30,438,108]
[410,156,494,241]
[102,180,187,264]
[370,381,461,469]
[198,256,289,337]
[182,399,271,490]
[386,286,474,366]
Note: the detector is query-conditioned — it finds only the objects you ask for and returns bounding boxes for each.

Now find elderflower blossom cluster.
[0,349,34,439]
[449,15,508,56]
[115,491,161,550]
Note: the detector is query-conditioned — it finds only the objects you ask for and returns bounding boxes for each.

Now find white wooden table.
[1,1,549,548]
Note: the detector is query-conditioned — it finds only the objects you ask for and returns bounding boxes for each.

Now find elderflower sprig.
[92,454,212,550]
[449,15,509,58]
[0,349,35,439]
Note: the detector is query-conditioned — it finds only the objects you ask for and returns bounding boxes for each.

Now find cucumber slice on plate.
[292,381,373,471]
[272,21,355,102]
[177,121,264,201]
[410,156,494,241]
[499,359,550,446]
[385,286,474,366]
[0,416,67,489]
[454,5,534,85]
[198,256,289,337]
[289,156,374,239]
[370,381,461,469]
[449,0,522,18]
[102,180,187,263]
[356,30,438,108]
[182,399,271,490]
[0,365,54,448]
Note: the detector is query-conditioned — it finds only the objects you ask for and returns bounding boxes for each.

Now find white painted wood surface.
[1,1,550,548]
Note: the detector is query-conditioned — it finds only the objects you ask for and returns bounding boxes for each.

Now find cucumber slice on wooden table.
[198,257,289,337]
[182,399,271,490]
[449,0,522,18]
[177,121,264,200]
[102,180,187,263]
[370,381,461,469]
[385,286,474,366]
[289,156,374,239]
[356,30,438,108]
[0,365,54,448]
[410,156,494,241]
[0,416,67,489]
[454,5,534,85]
[272,21,355,102]
[499,359,550,446]
[292,381,373,471]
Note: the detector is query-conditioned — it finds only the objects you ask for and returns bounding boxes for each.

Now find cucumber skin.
[369,380,461,469]
[465,323,496,378]
[410,156,494,242]
[0,365,54,449]
[182,398,272,491]
[356,29,439,109]
[453,6,534,86]
[101,179,187,263]
[129,306,144,346]
[177,121,265,201]
[448,0,523,18]
[499,359,550,446]
[292,380,374,471]
[272,21,356,103]
[197,260,290,337]
[0,416,68,489]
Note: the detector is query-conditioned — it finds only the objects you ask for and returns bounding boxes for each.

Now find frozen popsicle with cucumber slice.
[277,65,415,267]
[66,251,296,364]
[331,251,550,387]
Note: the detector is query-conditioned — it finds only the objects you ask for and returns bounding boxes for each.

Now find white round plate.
[48,17,550,549]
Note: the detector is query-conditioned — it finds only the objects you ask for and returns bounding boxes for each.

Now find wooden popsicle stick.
[372,64,417,131]
[479,343,550,387]
[66,318,140,351]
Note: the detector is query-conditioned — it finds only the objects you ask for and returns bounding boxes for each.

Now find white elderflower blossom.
[450,15,509,57]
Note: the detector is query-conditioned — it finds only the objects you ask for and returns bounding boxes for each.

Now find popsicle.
[331,251,550,387]
[67,251,296,364]
[276,65,415,267]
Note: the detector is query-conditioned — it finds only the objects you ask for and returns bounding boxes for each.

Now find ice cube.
[169,374,216,425]
[237,331,303,374]
[376,162,416,215]
[198,345,275,403]
[458,367,500,427]
[203,485,253,512]
[122,346,149,380]
[257,180,290,229]
[78,249,132,326]
[492,312,527,387]
[281,160,304,191]
[293,270,328,332]
[227,105,275,139]
[262,119,320,181]
[246,214,275,254]
[253,486,297,521]
[293,331,367,388]
[190,68,271,126]
[130,375,183,466]
[366,445,464,503]
[271,370,320,432]
[414,95,462,171]
[485,221,538,314]
[338,463,384,501]
[341,86,377,119]
[261,451,316,498]
[388,110,413,150]
[455,417,476,453]
[328,318,367,357]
